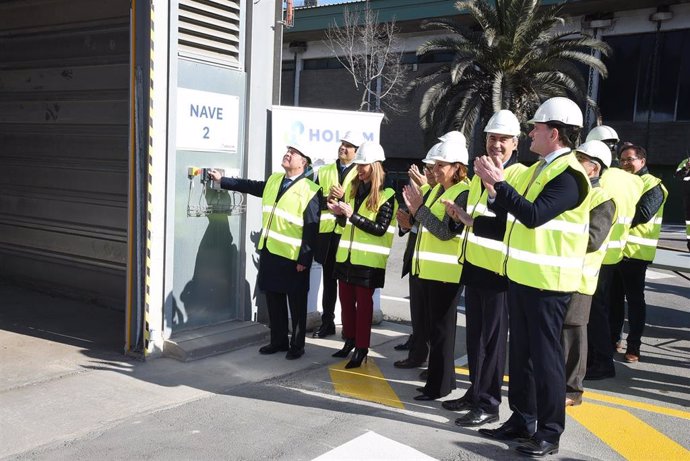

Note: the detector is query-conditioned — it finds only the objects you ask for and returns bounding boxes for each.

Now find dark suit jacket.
[220,174,321,294]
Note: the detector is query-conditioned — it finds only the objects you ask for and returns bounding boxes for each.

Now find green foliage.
[407,0,611,147]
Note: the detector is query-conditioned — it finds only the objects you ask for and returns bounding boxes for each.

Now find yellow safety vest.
[464,163,527,275]
[412,181,469,283]
[503,153,591,292]
[579,186,614,295]
[623,173,668,262]
[599,168,644,265]
[336,187,398,269]
[259,173,320,261]
[317,163,357,234]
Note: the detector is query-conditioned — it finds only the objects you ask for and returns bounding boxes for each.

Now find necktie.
[525,159,546,192]
[280,178,292,193]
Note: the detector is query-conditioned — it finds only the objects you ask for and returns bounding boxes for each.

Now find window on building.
[599,29,690,122]
[302,57,344,70]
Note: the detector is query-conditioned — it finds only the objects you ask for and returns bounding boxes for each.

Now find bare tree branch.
[324,2,408,115]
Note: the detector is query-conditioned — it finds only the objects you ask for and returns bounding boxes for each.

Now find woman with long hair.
[403,136,470,400]
[329,141,398,369]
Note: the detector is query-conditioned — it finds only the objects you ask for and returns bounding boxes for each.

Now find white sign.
[177,88,239,153]
[271,105,384,172]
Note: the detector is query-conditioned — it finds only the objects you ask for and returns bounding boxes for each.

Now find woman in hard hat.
[402,136,470,400]
[329,141,398,369]
[394,143,440,369]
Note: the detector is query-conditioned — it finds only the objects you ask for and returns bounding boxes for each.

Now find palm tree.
[407,0,611,147]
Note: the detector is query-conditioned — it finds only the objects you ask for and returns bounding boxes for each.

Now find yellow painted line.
[329,359,404,409]
[568,402,690,461]
[584,390,690,421]
[455,367,509,383]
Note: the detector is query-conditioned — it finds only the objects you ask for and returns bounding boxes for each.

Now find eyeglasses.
[619,157,640,164]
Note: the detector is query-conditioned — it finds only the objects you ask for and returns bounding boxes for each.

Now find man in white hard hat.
[209,144,321,360]
[586,125,619,154]
[312,131,361,338]
[472,97,590,457]
[609,144,667,363]
[561,140,616,406]
[442,110,527,427]
[585,155,644,381]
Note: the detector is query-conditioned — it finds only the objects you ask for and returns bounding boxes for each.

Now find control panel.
[186,166,245,217]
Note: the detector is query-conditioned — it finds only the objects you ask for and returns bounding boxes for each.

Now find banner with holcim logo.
[271,105,384,172]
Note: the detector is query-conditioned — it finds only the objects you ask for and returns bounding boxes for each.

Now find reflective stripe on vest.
[259,173,320,261]
[600,168,644,265]
[317,163,357,234]
[579,186,614,295]
[464,163,527,275]
[412,181,469,283]
[504,153,591,292]
[623,173,668,262]
[336,187,398,269]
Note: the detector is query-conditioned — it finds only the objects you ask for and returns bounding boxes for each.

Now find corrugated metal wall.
[0,0,130,308]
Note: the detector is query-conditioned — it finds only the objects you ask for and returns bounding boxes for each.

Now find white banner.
[270,105,384,172]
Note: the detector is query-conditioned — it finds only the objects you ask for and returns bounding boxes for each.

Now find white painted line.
[313,431,437,461]
[381,295,410,303]
[645,270,675,280]
[454,354,468,367]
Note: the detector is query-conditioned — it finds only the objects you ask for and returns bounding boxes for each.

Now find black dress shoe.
[259,344,289,355]
[515,439,559,457]
[394,335,412,351]
[313,322,336,338]
[442,397,473,412]
[413,393,439,401]
[478,423,533,441]
[584,365,615,381]
[455,408,499,427]
[415,386,426,393]
[394,358,423,369]
[285,348,304,360]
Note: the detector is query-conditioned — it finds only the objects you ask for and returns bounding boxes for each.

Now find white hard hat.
[286,143,312,164]
[428,138,469,165]
[528,97,583,128]
[352,141,385,164]
[575,140,612,168]
[422,142,442,164]
[484,110,521,136]
[339,131,363,148]
[438,130,464,142]
[586,125,619,143]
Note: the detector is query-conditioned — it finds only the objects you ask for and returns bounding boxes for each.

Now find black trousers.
[419,279,459,398]
[610,258,649,351]
[406,275,429,363]
[317,232,340,325]
[506,282,569,444]
[464,285,508,413]
[587,264,616,370]
[265,290,307,351]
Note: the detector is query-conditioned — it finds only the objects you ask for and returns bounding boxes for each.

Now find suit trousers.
[419,279,459,398]
[587,264,616,370]
[464,285,508,413]
[406,275,429,363]
[507,282,569,444]
[338,281,374,349]
[319,232,340,324]
[562,324,587,398]
[265,289,307,351]
[610,258,649,351]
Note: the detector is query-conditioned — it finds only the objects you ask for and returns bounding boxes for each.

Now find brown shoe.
[624,351,640,363]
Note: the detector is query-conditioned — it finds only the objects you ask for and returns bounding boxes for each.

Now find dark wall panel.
[0,0,130,308]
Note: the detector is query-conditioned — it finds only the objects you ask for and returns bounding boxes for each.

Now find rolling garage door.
[0,0,131,308]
